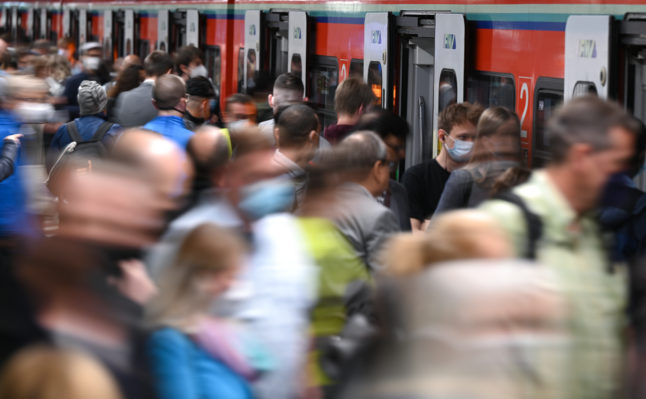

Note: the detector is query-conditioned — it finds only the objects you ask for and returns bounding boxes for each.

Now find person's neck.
[278,147,310,169]
[545,166,587,216]
[435,149,464,172]
[337,113,359,126]
[158,110,183,117]
[144,76,155,83]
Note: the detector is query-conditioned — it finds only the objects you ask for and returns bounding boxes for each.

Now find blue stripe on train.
[474,20,566,31]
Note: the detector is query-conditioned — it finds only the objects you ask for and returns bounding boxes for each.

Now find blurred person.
[354,109,411,230]
[49,80,121,156]
[143,74,193,150]
[435,106,522,214]
[146,128,316,399]
[32,39,53,56]
[330,131,399,271]
[45,54,71,97]
[0,133,21,182]
[381,209,511,276]
[223,93,257,130]
[114,51,173,128]
[16,48,36,73]
[184,76,215,132]
[146,224,257,399]
[0,346,123,399]
[272,103,320,210]
[63,42,105,120]
[323,78,375,145]
[402,102,483,231]
[106,64,144,122]
[103,54,142,97]
[480,95,639,398]
[258,72,305,144]
[185,125,231,205]
[174,45,206,81]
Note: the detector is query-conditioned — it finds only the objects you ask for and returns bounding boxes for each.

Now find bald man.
[186,126,232,204]
[143,75,194,150]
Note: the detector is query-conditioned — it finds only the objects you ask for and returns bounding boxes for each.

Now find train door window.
[310,56,339,131]
[287,10,308,94]
[243,10,261,92]
[531,77,563,168]
[350,59,363,79]
[186,10,199,47]
[265,11,289,81]
[564,15,610,101]
[438,69,457,112]
[170,11,187,54]
[205,46,221,95]
[291,54,302,76]
[367,61,383,105]
[467,73,516,110]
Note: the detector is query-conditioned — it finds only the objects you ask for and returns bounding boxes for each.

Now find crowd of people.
[1,33,646,399]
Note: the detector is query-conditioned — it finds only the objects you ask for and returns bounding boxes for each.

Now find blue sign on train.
[578,39,597,58]
[444,34,456,50]
[372,30,381,44]
[294,27,302,39]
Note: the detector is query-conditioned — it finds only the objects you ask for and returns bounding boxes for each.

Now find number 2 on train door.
[518,77,532,142]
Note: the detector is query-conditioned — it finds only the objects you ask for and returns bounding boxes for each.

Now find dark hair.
[469,106,521,165]
[175,45,203,72]
[108,64,143,98]
[438,102,484,134]
[353,108,410,142]
[275,104,320,148]
[225,93,254,113]
[272,72,304,101]
[334,78,375,115]
[547,95,640,164]
[186,76,215,98]
[144,51,173,78]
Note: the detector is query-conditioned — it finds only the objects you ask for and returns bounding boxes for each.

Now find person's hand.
[108,259,158,305]
[4,133,23,145]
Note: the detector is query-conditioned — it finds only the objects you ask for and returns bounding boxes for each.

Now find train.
[2,0,646,173]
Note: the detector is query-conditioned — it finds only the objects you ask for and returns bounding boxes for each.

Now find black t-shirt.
[402,159,450,221]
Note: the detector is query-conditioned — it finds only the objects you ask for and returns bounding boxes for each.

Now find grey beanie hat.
[78,80,107,116]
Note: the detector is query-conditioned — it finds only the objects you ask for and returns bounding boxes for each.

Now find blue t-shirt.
[143,115,194,149]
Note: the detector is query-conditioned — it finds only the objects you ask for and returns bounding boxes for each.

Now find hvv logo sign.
[371,30,381,44]
[578,39,597,58]
[444,33,456,49]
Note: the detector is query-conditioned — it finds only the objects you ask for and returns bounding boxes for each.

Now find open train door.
[288,11,307,95]
[157,9,169,52]
[186,9,199,47]
[564,15,611,101]
[363,12,390,109]
[433,13,465,157]
[243,10,261,93]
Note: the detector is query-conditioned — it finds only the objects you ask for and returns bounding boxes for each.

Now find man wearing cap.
[63,42,108,120]
[143,74,194,150]
[50,80,121,154]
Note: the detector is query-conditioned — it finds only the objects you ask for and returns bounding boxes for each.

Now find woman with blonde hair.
[434,106,523,214]
[146,223,265,399]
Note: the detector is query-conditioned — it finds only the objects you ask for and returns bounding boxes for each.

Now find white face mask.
[14,102,55,124]
[190,64,208,78]
[82,56,101,71]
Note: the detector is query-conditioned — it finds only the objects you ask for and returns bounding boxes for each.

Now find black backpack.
[46,120,114,187]
[494,191,544,260]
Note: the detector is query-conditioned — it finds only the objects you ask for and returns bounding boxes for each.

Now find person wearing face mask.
[63,42,105,120]
[49,80,122,156]
[144,75,194,150]
[184,77,215,132]
[223,93,257,131]
[434,106,522,216]
[175,45,207,82]
[402,102,483,232]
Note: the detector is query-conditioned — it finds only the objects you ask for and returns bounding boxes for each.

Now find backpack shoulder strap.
[494,191,543,260]
[66,121,82,143]
[91,121,114,142]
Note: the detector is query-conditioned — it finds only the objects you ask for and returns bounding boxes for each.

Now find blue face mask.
[238,177,295,220]
[445,135,473,163]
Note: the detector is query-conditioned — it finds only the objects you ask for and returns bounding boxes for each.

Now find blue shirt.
[50,115,122,153]
[143,115,193,149]
[148,327,253,399]
[0,110,33,236]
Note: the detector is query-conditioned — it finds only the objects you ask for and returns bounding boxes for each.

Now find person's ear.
[180,64,189,76]
[438,129,447,142]
[268,94,274,108]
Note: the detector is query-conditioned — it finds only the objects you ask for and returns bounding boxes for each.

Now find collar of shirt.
[273,149,304,177]
[143,78,155,85]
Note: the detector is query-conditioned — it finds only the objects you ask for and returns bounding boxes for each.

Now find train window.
[439,69,458,112]
[467,72,515,110]
[205,46,221,94]
[350,59,363,79]
[310,56,339,130]
[246,48,257,91]
[532,78,563,168]
[573,81,597,97]
[367,61,383,105]
[290,53,302,76]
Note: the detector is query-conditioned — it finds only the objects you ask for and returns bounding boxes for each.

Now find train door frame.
[78,9,87,45]
[364,12,391,109]
[11,7,18,43]
[243,10,262,93]
[124,9,134,57]
[103,10,113,61]
[287,11,308,96]
[169,10,187,53]
[63,8,70,39]
[26,7,34,40]
[40,8,48,40]
[157,9,169,52]
[564,15,612,101]
[186,9,199,47]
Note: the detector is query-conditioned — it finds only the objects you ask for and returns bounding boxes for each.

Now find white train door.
[363,12,389,108]
[124,10,134,56]
[186,9,199,47]
[288,11,307,95]
[157,9,169,52]
[243,10,261,92]
[103,10,113,60]
[564,15,611,101]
